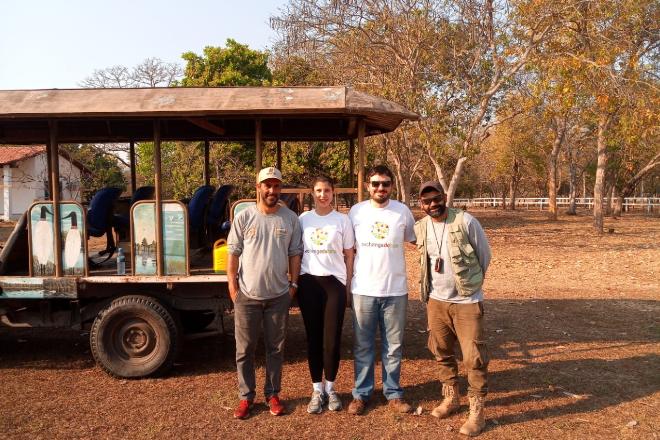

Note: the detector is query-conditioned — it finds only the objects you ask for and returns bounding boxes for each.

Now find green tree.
[179,39,272,86]
[63,144,126,199]
[537,0,659,232]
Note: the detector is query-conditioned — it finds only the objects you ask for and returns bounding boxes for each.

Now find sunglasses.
[420,194,445,205]
[370,180,392,188]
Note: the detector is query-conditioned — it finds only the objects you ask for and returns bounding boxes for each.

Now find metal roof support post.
[349,138,355,187]
[129,141,136,194]
[357,120,366,203]
[276,140,282,170]
[255,119,263,171]
[204,140,210,186]
[153,120,164,276]
[49,120,63,277]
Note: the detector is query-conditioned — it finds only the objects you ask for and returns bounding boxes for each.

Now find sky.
[0,0,289,90]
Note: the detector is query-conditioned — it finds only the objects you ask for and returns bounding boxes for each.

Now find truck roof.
[0,86,418,143]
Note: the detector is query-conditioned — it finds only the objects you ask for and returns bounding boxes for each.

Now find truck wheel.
[180,311,216,333]
[90,295,180,378]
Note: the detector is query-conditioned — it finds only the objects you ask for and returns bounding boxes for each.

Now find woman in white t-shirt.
[298,175,355,414]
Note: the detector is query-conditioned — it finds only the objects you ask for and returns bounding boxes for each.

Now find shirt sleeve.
[465,213,491,275]
[403,206,416,243]
[342,214,355,249]
[227,211,245,256]
[288,212,304,257]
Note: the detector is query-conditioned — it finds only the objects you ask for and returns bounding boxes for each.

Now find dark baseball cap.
[419,181,445,196]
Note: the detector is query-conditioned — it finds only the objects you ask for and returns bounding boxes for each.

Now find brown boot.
[459,395,486,436]
[388,398,412,414]
[431,383,460,419]
[347,399,366,415]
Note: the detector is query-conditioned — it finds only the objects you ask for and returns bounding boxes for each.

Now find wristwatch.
[289,281,298,289]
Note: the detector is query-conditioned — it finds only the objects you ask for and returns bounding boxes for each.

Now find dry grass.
[0,209,658,439]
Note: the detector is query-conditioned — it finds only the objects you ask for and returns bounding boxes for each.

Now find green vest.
[414,208,484,302]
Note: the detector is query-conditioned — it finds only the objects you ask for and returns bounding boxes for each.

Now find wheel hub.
[117,321,156,357]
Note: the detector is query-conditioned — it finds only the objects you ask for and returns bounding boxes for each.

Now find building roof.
[0,145,46,165]
[0,145,89,173]
[0,86,418,143]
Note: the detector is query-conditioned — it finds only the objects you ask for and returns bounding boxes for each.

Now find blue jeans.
[352,294,408,401]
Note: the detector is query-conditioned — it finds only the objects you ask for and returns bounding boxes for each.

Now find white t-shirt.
[349,200,416,297]
[299,209,355,285]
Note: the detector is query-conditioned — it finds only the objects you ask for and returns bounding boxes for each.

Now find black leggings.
[297,274,347,383]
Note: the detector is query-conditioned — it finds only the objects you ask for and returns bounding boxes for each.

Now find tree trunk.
[613,185,623,218]
[446,157,467,207]
[508,157,519,210]
[399,173,412,205]
[548,116,567,220]
[501,186,507,210]
[567,144,578,215]
[605,182,614,217]
[424,141,449,192]
[593,112,610,233]
[390,148,410,204]
[508,178,516,210]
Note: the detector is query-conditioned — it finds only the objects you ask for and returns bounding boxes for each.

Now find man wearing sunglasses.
[347,165,416,415]
[414,181,491,436]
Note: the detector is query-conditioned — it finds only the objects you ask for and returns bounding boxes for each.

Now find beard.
[262,194,279,207]
[372,192,390,203]
[428,204,446,218]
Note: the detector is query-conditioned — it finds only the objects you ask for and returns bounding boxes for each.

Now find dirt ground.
[0,209,658,439]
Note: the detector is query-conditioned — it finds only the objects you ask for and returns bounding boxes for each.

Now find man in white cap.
[227,166,303,419]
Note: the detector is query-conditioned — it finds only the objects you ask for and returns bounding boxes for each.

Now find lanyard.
[430,219,447,261]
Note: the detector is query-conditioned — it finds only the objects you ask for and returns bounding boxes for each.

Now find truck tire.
[90,295,180,378]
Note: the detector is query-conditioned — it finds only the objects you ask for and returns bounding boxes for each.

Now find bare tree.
[79,57,182,88]
[79,65,133,88]
[271,0,562,205]
[131,57,183,87]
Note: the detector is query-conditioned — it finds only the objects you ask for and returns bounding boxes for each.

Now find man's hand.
[289,281,298,299]
[227,254,240,304]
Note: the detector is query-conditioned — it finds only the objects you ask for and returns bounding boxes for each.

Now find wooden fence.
[450,197,660,213]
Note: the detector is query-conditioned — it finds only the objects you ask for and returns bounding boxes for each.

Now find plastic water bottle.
[117,248,126,275]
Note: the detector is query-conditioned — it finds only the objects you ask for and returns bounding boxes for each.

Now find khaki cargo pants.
[427,299,489,397]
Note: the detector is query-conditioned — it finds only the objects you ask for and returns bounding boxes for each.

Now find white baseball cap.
[257,166,282,183]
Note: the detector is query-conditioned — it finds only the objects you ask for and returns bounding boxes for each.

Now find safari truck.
[0,87,417,378]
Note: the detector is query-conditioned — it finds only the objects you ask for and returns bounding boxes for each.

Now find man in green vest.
[414,181,492,437]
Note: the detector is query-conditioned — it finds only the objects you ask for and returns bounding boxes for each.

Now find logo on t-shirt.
[371,221,389,240]
[311,227,329,246]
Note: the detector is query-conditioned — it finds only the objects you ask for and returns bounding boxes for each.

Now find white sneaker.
[307,390,327,414]
[327,391,342,411]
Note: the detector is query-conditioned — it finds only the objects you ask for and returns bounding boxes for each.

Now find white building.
[0,146,86,220]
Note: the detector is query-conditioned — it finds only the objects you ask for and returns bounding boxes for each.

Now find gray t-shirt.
[426,212,491,303]
[227,204,303,300]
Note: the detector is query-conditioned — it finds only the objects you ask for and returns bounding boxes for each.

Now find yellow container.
[213,239,228,274]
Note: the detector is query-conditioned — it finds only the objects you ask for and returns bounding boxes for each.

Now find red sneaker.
[233,399,253,419]
[267,395,286,416]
